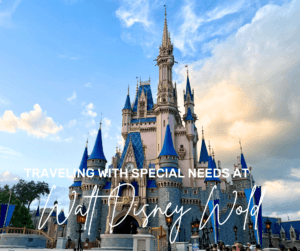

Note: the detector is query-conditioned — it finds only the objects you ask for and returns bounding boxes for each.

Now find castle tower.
[82,123,107,241]
[122,86,132,141]
[154,8,179,157]
[157,124,182,239]
[66,142,87,240]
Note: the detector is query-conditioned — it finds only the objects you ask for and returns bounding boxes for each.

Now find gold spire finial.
[212,148,215,159]
[239,139,243,154]
[202,126,204,140]
[128,85,129,95]
[185,65,189,76]
[164,5,167,19]
[208,141,211,156]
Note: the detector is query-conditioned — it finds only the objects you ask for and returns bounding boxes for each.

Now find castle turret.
[157,124,182,240]
[122,86,132,141]
[82,123,107,241]
[66,142,87,240]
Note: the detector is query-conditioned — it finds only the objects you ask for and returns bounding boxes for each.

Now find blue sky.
[1,0,300,219]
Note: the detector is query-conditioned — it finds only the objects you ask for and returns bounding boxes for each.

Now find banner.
[0,204,16,227]
[244,187,262,247]
[208,199,219,244]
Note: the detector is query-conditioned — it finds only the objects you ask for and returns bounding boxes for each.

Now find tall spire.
[184,71,194,101]
[162,5,170,47]
[88,120,106,161]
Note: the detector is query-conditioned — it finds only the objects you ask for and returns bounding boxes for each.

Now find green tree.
[12,179,50,210]
[0,185,34,229]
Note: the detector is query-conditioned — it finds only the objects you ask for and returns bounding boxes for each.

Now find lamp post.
[98,228,101,247]
[248,222,255,244]
[193,218,202,248]
[202,213,209,247]
[209,226,213,244]
[233,225,238,242]
[165,209,173,251]
[264,218,273,248]
[76,204,87,251]
[176,224,181,242]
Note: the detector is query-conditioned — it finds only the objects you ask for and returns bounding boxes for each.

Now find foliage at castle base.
[12,179,50,210]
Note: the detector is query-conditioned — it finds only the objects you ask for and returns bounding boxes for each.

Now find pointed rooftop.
[159,124,178,157]
[123,86,132,110]
[185,108,194,121]
[162,6,170,48]
[88,124,107,161]
[78,144,88,172]
[205,156,221,183]
[239,140,249,172]
[123,94,132,110]
[199,128,209,163]
[241,153,248,170]
[184,75,194,101]
[35,205,40,217]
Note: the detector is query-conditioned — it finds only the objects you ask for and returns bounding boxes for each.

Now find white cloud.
[0,146,22,159]
[0,104,63,138]
[65,137,73,142]
[67,91,77,102]
[290,168,300,179]
[174,0,300,162]
[67,119,77,128]
[82,103,97,117]
[102,118,111,138]
[0,171,21,187]
[0,0,22,28]
[0,171,20,181]
[85,82,92,88]
[116,0,152,28]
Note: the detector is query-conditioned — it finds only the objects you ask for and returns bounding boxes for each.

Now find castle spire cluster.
[66,8,255,245]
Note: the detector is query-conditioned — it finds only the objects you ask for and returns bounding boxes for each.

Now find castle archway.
[113,215,139,234]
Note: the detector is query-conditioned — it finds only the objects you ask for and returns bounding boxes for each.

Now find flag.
[0,204,16,227]
[244,187,263,247]
[208,199,219,243]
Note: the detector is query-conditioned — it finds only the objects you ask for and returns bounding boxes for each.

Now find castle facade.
[66,11,257,246]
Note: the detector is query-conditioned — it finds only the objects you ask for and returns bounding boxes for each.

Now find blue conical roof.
[199,139,209,163]
[88,128,107,161]
[205,156,221,183]
[185,108,194,121]
[35,205,40,217]
[184,76,194,101]
[159,125,178,157]
[241,153,249,173]
[123,95,132,110]
[78,146,88,172]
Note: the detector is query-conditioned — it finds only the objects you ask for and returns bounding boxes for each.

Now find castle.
[66,10,257,245]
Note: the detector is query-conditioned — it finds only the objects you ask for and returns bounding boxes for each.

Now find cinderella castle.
[66,10,257,246]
